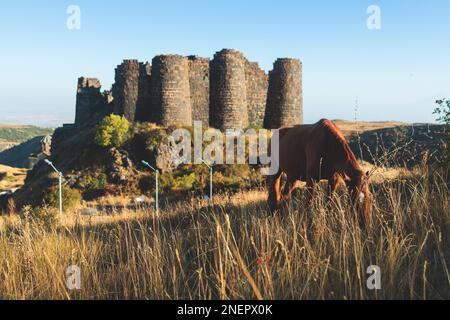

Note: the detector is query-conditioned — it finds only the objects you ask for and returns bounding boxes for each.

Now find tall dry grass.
[0,168,448,300]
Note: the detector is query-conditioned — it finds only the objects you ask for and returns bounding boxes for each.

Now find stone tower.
[188,56,210,126]
[264,58,303,129]
[113,59,140,122]
[74,77,103,128]
[150,55,192,126]
[210,49,248,130]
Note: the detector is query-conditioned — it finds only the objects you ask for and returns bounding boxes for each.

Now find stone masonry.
[245,60,268,127]
[264,58,303,129]
[188,56,210,126]
[113,59,140,122]
[150,55,192,126]
[74,77,103,128]
[72,49,303,131]
[136,62,152,122]
[210,49,249,130]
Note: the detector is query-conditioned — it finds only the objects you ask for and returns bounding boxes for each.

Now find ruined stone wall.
[264,58,303,129]
[113,59,140,122]
[136,62,152,122]
[74,77,103,128]
[245,61,268,127]
[188,56,210,126]
[210,49,248,130]
[150,55,192,126]
[73,50,304,131]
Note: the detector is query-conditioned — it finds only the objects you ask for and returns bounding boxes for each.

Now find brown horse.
[267,119,373,221]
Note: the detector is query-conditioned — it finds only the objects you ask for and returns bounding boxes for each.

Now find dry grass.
[0,164,27,191]
[333,119,409,137]
[0,167,448,300]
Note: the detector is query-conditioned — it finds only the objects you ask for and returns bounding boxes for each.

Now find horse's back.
[277,124,314,179]
[277,119,355,180]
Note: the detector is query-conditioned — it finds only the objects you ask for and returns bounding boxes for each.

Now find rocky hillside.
[348,124,447,168]
[7,119,446,211]
[0,135,51,169]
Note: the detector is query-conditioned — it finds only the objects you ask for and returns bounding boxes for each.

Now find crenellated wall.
[210,49,248,130]
[264,58,303,129]
[150,55,192,126]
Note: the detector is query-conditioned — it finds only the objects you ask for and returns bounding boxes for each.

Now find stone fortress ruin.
[71,49,303,131]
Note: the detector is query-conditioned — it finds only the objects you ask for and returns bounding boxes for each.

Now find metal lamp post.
[44,159,63,215]
[141,160,159,214]
[198,159,213,202]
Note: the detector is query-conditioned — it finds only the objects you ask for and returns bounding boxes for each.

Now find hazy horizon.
[1,0,449,127]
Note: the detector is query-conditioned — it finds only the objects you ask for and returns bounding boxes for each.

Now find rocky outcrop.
[107,148,134,184]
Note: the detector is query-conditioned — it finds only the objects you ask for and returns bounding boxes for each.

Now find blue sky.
[0,0,449,127]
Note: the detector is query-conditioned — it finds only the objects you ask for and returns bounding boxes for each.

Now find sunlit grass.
[0,168,448,300]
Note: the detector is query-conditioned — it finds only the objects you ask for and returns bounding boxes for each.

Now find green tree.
[434,99,450,126]
[44,186,82,211]
[95,114,130,148]
[433,99,450,165]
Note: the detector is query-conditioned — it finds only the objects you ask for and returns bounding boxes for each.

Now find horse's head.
[348,171,373,222]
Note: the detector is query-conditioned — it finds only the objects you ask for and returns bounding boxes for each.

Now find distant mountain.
[0,135,51,169]
[0,125,53,145]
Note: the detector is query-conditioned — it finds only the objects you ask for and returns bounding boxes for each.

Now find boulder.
[107,148,134,184]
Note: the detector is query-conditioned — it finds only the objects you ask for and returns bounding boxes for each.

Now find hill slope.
[0,164,27,192]
[0,125,53,152]
[0,136,49,169]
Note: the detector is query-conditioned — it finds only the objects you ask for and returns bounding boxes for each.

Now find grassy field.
[333,119,409,136]
[0,165,448,300]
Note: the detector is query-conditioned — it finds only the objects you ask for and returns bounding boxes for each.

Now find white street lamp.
[141,160,159,214]
[198,158,213,202]
[44,159,63,215]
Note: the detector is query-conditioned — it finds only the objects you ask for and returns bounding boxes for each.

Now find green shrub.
[145,129,170,152]
[172,172,197,191]
[79,172,107,191]
[433,99,450,166]
[94,114,130,148]
[159,172,175,193]
[44,186,82,211]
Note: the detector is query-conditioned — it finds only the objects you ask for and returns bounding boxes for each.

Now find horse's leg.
[327,173,342,203]
[282,178,299,202]
[305,172,317,208]
[306,156,320,208]
[267,170,282,212]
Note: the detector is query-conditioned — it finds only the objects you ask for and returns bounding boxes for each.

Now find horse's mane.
[317,119,363,176]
